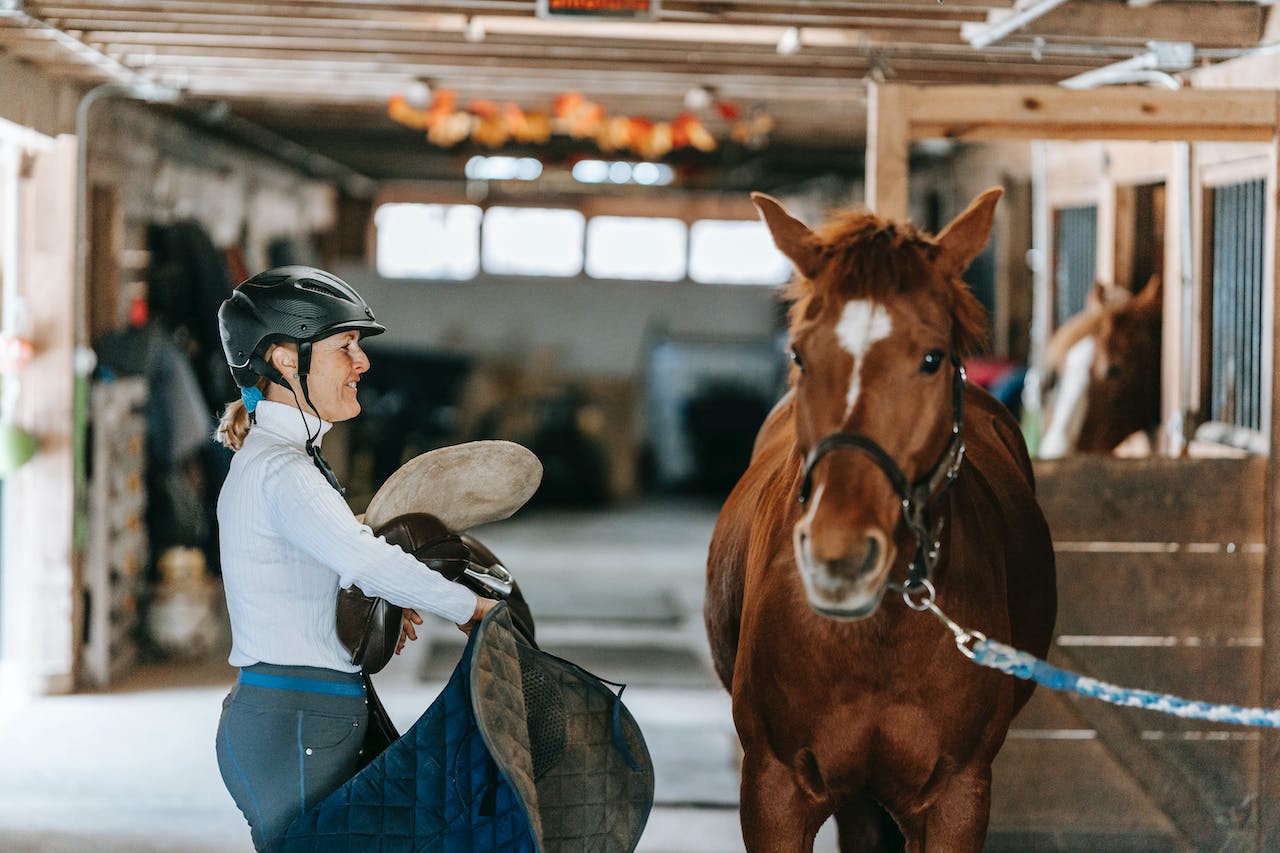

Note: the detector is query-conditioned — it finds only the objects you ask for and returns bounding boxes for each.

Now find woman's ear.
[269,345,298,377]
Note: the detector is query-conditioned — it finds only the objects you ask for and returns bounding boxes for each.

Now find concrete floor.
[0,499,840,852]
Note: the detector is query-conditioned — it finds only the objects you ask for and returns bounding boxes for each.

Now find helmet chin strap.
[288,341,346,495]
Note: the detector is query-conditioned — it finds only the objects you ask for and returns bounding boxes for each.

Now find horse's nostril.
[861,535,880,573]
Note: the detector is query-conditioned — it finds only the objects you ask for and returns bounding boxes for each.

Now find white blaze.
[1038,334,1096,459]
[835,300,893,419]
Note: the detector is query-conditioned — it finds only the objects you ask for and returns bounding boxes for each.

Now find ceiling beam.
[1022,1,1266,48]
[900,83,1280,142]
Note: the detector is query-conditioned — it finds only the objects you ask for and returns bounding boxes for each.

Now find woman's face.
[270,331,371,422]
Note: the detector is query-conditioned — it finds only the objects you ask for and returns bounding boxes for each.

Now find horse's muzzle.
[793,524,893,619]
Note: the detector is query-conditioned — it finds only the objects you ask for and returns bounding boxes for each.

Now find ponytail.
[215,399,251,451]
[215,374,271,451]
[215,343,290,451]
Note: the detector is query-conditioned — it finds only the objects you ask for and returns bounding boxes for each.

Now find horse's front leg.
[897,764,992,853]
[738,744,829,853]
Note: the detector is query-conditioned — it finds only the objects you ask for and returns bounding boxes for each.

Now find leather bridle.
[797,354,967,591]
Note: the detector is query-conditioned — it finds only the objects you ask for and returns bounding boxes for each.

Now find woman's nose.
[352,343,370,373]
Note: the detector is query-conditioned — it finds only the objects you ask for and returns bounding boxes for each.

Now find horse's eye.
[1105,364,1121,380]
[920,349,945,375]
[790,348,805,373]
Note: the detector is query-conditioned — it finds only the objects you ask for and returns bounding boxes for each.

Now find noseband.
[797,354,967,590]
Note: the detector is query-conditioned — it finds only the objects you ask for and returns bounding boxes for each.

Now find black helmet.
[218,265,386,388]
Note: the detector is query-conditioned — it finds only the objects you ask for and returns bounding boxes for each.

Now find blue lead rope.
[900,581,1280,728]
[969,636,1280,727]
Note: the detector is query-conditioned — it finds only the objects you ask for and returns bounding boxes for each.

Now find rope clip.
[898,579,986,659]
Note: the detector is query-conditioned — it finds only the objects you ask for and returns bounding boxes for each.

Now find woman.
[212,265,495,852]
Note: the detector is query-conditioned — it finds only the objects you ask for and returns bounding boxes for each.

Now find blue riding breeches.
[215,663,369,853]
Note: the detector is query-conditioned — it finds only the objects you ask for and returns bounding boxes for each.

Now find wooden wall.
[988,456,1267,851]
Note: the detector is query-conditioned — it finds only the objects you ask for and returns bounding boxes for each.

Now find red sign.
[536,0,659,21]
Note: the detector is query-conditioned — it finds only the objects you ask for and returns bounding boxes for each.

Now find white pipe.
[966,0,1073,50]
[1063,68,1181,91]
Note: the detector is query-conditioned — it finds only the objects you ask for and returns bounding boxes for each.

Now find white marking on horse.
[1038,334,1096,458]
[794,483,825,574]
[835,300,893,419]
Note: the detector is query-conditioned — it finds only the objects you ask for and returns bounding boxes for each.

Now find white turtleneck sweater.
[218,399,478,671]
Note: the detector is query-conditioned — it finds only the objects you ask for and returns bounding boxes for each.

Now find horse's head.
[754,189,996,619]
[1038,275,1162,457]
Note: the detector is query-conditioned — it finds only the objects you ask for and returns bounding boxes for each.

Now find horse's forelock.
[809,215,938,302]
[784,211,984,354]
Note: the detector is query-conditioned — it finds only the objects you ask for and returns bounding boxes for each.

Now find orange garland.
[388,89,771,157]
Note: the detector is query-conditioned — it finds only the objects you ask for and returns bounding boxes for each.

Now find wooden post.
[866,82,909,222]
[1259,133,1280,851]
[2,134,78,695]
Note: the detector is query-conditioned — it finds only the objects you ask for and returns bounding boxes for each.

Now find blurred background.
[2,1,1280,850]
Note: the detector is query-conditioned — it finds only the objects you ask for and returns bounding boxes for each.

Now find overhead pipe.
[1059,41,1194,90]
[965,0,1073,50]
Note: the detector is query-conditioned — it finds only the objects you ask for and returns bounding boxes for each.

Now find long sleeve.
[265,454,478,625]
[219,399,479,670]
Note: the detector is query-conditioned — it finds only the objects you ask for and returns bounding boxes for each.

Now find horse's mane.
[784,209,988,356]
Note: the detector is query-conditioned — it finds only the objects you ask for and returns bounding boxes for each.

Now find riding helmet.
[218,265,386,388]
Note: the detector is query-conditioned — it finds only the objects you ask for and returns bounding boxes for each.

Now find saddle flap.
[470,603,655,852]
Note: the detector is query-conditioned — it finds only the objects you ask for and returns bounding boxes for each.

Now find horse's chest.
[738,618,995,772]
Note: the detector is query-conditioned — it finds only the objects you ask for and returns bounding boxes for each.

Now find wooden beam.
[1259,130,1280,853]
[1029,1,1265,49]
[866,81,908,220]
[897,85,1280,143]
[9,134,79,695]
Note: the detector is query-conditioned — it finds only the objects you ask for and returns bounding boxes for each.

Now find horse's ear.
[935,187,1002,277]
[1085,282,1108,311]
[752,192,822,279]
[1132,273,1163,309]
[1090,281,1130,311]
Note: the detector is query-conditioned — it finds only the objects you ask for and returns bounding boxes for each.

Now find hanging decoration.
[387,88,773,159]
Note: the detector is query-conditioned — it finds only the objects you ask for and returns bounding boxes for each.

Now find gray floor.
[0,499,839,852]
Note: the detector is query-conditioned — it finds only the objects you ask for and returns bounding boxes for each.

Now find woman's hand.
[395,608,423,655]
[457,596,497,635]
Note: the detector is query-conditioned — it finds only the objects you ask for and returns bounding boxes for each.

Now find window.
[585,216,686,281]
[1052,204,1097,324]
[1207,179,1265,433]
[688,219,791,285]
[482,207,585,276]
[374,203,481,279]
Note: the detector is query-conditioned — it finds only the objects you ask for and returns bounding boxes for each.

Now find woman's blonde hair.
[215,344,288,450]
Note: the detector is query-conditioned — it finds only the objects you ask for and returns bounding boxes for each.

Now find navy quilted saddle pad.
[285,602,654,852]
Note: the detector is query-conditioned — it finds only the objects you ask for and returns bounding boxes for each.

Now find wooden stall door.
[987,456,1266,852]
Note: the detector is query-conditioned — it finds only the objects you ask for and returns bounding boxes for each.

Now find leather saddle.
[336,512,535,675]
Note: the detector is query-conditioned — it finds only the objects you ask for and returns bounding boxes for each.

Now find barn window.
[688,219,791,285]
[1206,178,1265,434]
[374,203,481,279]
[481,206,585,276]
[585,216,686,281]
[1052,204,1097,323]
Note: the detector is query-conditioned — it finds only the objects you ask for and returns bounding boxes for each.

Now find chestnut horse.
[1037,274,1163,457]
[706,189,1057,852]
